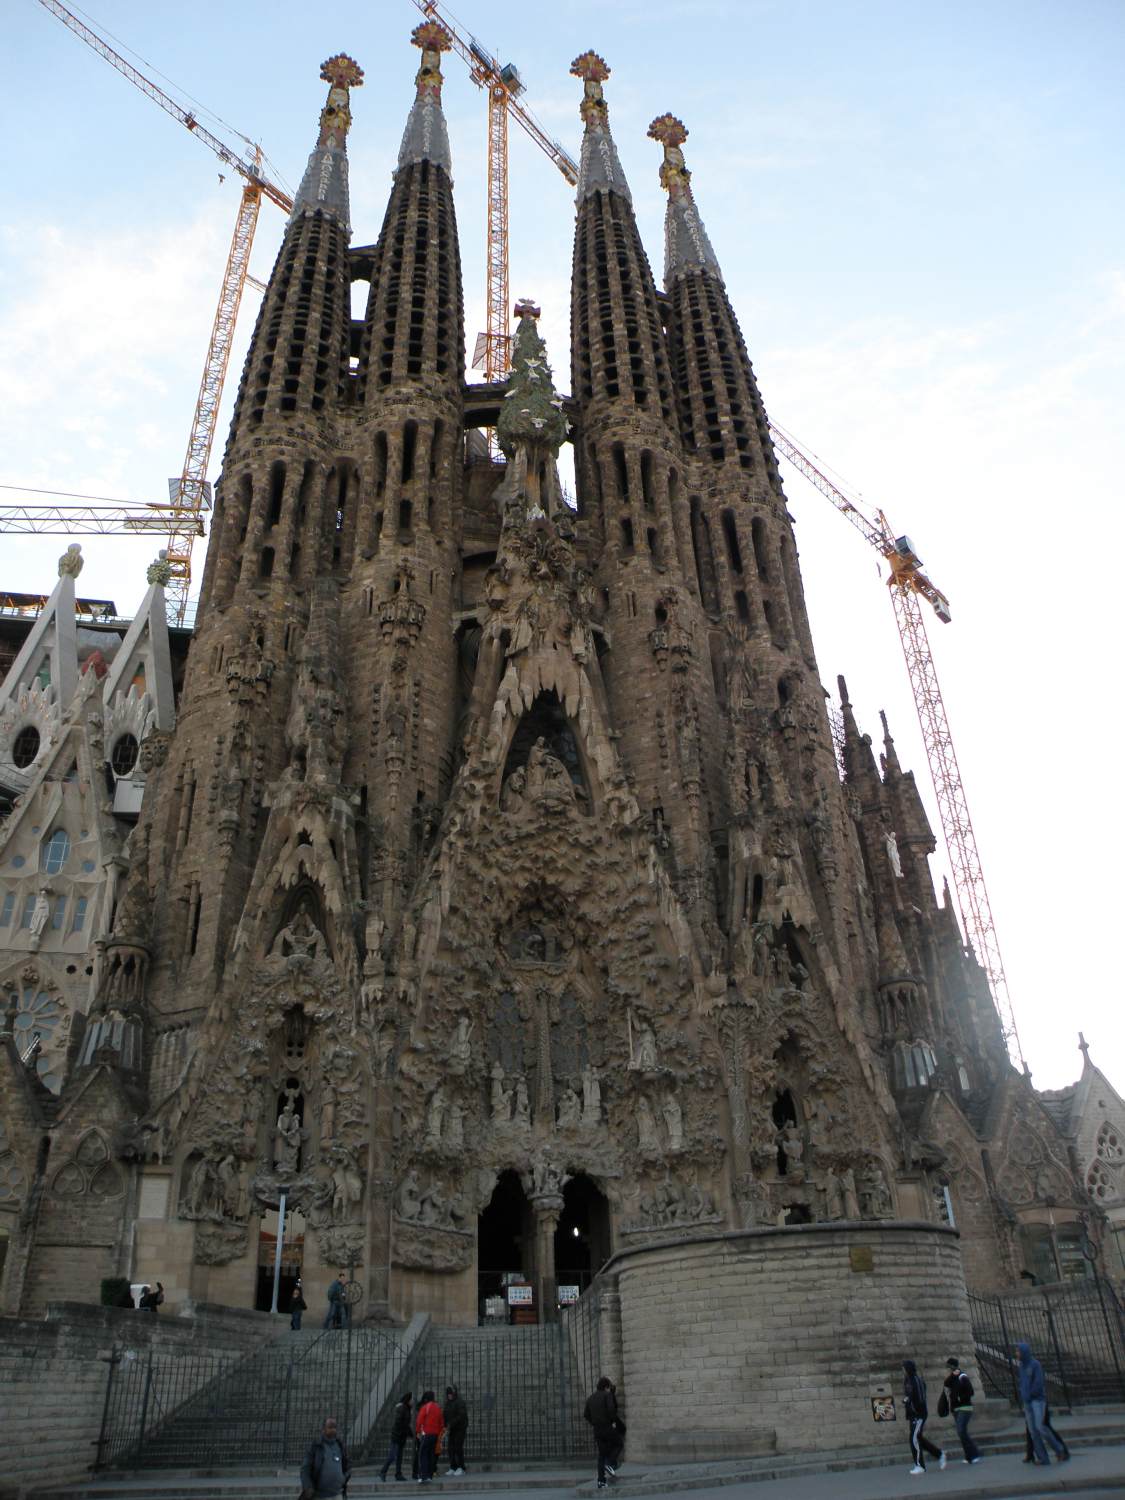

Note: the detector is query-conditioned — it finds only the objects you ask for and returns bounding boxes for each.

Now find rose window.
[12,986,66,1092]
[1087,1161,1113,1201]
[1096,1123,1123,1162]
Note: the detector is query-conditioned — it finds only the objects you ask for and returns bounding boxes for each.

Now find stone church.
[0,25,1109,1326]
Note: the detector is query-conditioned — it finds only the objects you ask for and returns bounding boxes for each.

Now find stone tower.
[0,30,1099,1322]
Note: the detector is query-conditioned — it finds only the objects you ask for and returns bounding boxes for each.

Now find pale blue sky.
[3,0,1124,1090]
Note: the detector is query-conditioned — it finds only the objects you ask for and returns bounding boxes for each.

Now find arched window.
[12,726,40,769]
[111,734,139,778]
[41,829,71,875]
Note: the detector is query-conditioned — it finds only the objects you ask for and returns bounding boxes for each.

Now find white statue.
[662,1092,684,1151]
[779,1123,805,1177]
[490,1062,512,1123]
[557,1086,581,1129]
[513,1076,531,1129]
[884,830,903,879]
[823,1167,844,1221]
[629,1008,659,1071]
[581,1066,602,1127]
[636,1096,660,1153]
[425,1086,446,1148]
[29,887,52,941]
[274,1100,301,1172]
[450,1014,473,1072]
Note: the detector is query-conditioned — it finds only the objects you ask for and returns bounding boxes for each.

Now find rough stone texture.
[604,1223,974,1461]
[0,37,1110,1331]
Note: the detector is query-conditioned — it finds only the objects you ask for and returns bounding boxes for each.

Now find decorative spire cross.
[648,113,691,195]
[317,54,364,149]
[571,51,611,128]
[412,21,451,100]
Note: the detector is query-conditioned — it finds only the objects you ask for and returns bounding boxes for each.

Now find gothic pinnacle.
[648,112,720,283]
[398,21,453,173]
[570,51,631,202]
[289,53,364,229]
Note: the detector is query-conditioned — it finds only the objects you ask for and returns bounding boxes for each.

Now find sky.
[3,0,1123,1091]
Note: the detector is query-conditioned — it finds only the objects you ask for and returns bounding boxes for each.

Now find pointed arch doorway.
[553,1174,611,1303]
[477,1169,533,1323]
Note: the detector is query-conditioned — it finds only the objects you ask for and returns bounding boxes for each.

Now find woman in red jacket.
[414,1389,444,1483]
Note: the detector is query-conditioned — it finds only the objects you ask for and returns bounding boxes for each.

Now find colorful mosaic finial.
[648,113,691,195]
[513,297,541,321]
[571,51,610,128]
[316,54,364,149]
[412,21,451,100]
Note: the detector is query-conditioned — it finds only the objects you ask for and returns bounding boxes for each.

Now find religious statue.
[779,1123,805,1178]
[425,1086,446,1149]
[861,1161,894,1219]
[185,1155,217,1216]
[822,1167,845,1221]
[396,1168,422,1221]
[490,1062,512,1123]
[556,1086,582,1129]
[331,1157,362,1220]
[884,830,903,879]
[449,1015,473,1073]
[216,1154,240,1218]
[636,1096,660,1154]
[841,1166,861,1220]
[628,1008,659,1071]
[29,888,52,942]
[446,1102,465,1151]
[274,1098,302,1173]
[513,1076,531,1129]
[662,1092,684,1151]
[581,1065,602,1127]
[524,737,575,808]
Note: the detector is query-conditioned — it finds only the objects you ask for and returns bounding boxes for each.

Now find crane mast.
[34,0,293,625]
[769,423,1024,1069]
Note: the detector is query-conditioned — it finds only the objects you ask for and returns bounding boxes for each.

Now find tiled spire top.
[648,113,720,283]
[398,21,453,173]
[497,299,568,457]
[290,53,364,229]
[571,51,631,204]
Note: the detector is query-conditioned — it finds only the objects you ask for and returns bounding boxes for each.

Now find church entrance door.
[553,1174,610,1303]
[477,1169,534,1323]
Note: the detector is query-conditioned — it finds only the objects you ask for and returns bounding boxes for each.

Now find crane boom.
[770,423,1023,1068]
[36,0,293,625]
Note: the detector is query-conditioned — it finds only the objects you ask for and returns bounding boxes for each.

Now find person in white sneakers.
[442,1385,468,1475]
[902,1359,946,1474]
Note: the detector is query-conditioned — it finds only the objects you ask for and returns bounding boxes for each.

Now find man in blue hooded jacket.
[1018,1342,1069,1465]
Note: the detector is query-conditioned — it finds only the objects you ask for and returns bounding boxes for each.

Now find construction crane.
[26,0,294,626]
[0,484,193,537]
[769,422,1023,1070]
[410,0,578,399]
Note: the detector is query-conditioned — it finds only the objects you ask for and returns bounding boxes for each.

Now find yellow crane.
[769,423,1023,1069]
[20,0,294,626]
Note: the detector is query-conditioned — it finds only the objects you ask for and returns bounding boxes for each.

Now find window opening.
[111,734,139,778]
[42,829,71,875]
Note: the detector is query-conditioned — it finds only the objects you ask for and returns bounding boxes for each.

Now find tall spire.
[570,51,631,202]
[290,54,364,230]
[648,114,720,282]
[398,21,452,174]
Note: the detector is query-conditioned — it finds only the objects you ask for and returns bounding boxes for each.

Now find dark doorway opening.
[553,1174,611,1305]
[477,1169,532,1323]
[254,1206,306,1313]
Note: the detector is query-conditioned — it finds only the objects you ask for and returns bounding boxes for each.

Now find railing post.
[1093,1271,1125,1403]
[1044,1293,1071,1410]
[283,1345,295,1464]
[94,1346,120,1471]
[137,1349,154,1461]
[995,1297,1020,1407]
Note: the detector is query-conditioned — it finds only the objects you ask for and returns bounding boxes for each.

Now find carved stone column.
[530,1196,562,1324]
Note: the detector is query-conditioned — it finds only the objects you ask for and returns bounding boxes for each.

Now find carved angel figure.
[274,1101,302,1173]
[556,1086,582,1129]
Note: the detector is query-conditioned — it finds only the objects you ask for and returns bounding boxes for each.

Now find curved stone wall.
[605,1221,975,1462]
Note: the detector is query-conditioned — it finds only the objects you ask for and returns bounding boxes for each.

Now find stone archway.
[553,1173,611,1302]
[477,1169,533,1322]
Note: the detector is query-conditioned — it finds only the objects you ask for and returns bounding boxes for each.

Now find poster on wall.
[871,1396,897,1422]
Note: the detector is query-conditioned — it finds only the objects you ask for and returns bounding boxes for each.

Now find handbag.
[612,1417,627,1436]
[937,1391,949,1419]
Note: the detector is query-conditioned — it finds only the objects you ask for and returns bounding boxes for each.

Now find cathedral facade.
[0,27,1104,1324]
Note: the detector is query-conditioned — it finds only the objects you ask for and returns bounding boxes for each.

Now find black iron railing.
[969,1276,1125,1408]
[97,1324,409,1470]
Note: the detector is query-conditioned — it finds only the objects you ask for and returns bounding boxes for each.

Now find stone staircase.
[366,1323,596,1465]
[116,1325,409,1469]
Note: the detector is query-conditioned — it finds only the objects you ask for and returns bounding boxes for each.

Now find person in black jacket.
[902,1360,946,1474]
[290,1279,308,1331]
[584,1376,619,1489]
[301,1416,350,1499]
[942,1358,982,1463]
[379,1391,412,1482]
[443,1385,469,1475]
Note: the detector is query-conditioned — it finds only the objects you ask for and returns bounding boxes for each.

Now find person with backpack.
[379,1391,413,1482]
[300,1415,350,1499]
[902,1359,946,1475]
[941,1357,982,1463]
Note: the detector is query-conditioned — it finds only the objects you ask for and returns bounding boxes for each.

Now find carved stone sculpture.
[274,1100,302,1173]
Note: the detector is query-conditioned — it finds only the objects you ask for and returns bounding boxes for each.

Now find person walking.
[902,1359,946,1475]
[414,1388,443,1483]
[584,1375,620,1489]
[941,1358,982,1464]
[300,1416,351,1500]
[379,1391,413,1482]
[1018,1342,1069,1465]
[290,1279,308,1331]
[324,1272,348,1330]
[1024,1401,1068,1463]
[443,1385,468,1475]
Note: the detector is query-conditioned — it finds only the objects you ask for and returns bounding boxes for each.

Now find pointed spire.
[398,22,452,175]
[648,114,720,283]
[879,708,902,778]
[290,54,364,230]
[570,52,631,202]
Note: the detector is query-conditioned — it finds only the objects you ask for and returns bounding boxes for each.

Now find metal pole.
[1045,1294,1071,1410]
[270,1192,288,1315]
[996,1297,1019,1407]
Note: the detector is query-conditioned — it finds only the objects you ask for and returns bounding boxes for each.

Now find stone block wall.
[0,1301,276,1498]
[602,1220,974,1462]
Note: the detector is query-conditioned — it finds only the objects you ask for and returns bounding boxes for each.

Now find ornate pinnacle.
[316,54,363,149]
[571,51,610,127]
[513,298,541,321]
[412,21,451,100]
[649,113,691,194]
